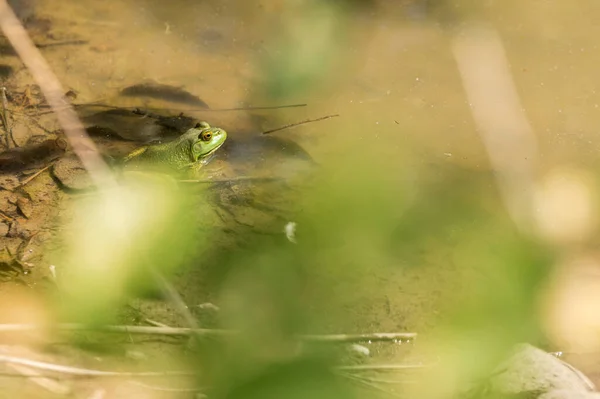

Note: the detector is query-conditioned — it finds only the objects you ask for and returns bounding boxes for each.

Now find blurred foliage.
[256,0,357,101]
[24,0,578,398]
[52,172,209,325]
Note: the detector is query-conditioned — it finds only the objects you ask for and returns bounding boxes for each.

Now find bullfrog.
[121,121,227,171]
[51,121,227,192]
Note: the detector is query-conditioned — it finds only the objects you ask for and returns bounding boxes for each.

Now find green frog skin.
[122,121,227,170]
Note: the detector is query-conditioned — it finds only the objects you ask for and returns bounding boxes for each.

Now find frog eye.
[200,131,213,141]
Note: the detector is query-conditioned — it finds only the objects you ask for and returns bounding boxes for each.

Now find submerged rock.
[50,155,93,192]
[483,344,596,399]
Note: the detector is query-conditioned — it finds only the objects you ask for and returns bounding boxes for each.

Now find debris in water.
[350,344,370,357]
[263,114,339,135]
[197,302,220,311]
[48,264,56,280]
[284,221,297,243]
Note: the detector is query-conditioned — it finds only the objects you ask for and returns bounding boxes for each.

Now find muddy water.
[1,0,600,396]
[22,1,600,164]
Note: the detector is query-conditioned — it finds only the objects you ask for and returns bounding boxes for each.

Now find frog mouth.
[199,142,225,164]
[205,141,225,156]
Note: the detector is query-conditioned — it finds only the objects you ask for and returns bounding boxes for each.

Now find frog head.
[188,121,227,162]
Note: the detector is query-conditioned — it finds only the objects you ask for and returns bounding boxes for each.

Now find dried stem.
[37,102,308,117]
[148,267,199,348]
[262,114,339,134]
[339,372,404,398]
[0,1,115,188]
[5,363,71,395]
[127,380,204,393]
[0,323,416,343]
[15,163,53,188]
[0,354,194,377]
[451,24,538,232]
[0,87,15,147]
[144,318,171,328]
[178,176,283,184]
[337,363,430,371]
[0,353,426,382]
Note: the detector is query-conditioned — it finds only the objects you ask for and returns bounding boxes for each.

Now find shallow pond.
[1,0,600,397]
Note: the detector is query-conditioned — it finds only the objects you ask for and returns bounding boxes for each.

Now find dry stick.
[300,332,417,343]
[148,268,200,351]
[0,1,114,188]
[5,363,71,395]
[337,364,430,371]
[0,324,416,342]
[0,353,426,380]
[0,355,194,377]
[262,114,339,135]
[0,371,75,378]
[338,372,403,398]
[0,210,13,221]
[37,102,308,117]
[0,87,15,147]
[35,40,89,49]
[15,163,53,189]
[128,380,204,393]
[132,103,308,113]
[341,374,418,385]
[144,318,171,328]
[451,25,538,232]
[178,176,283,184]
[149,268,198,331]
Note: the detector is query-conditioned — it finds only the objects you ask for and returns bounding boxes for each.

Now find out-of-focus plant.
[32,2,585,399]
[52,172,207,325]
[254,0,362,101]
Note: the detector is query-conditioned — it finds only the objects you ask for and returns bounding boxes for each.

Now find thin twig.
[0,353,428,383]
[0,87,15,147]
[0,1,115,188]
[5,363,71,395]
[0,371,74,378]
[15,163,53,188]
[178,176,283,184]
[35,40,88,49]
[128,380,204,393]
[149,267,199,345]
[34,102,307,117]
[208,104,307,112]
[144,318,171,328]
[337,364,430,371]
[0,354,194,377]
[338,371,404,397]
[82,102,308,113]
[341,373,418,384]
[451,24,538,232]
[262,114,339,135]
[0,323,232,337]
[300,332,417,343]
[0,324,417,343]
[0,209,13,221]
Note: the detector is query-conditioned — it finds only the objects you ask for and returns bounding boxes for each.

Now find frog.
[51,121,227,192]
[121,121,227,172]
